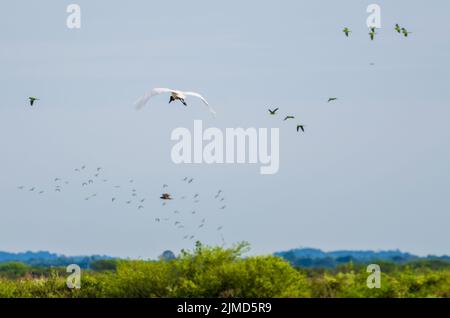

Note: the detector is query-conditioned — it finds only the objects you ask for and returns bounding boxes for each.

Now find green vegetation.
[0,242,448,298]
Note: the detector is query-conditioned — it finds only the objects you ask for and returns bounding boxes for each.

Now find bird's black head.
[169,96,175,103]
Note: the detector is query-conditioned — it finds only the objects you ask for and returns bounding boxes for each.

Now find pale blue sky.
[0,0,449,258]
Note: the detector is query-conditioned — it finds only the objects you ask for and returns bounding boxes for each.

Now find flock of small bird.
[267,97,338,133]
[343,23,411,41]
[17,165,227,244]
[21,22,415,248]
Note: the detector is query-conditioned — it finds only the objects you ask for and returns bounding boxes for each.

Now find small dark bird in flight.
[39,190,44,194]
[82,182,87,187]
[28,97,39,106]
[395,24,401,33]
[96,167,101,171]
[29,187,35,191]
[112,198,116,202]
[54,178,60,182]
[94,173,99,177]
[155,218,160,222]
[369,30,376,40]
[268,108,279,115]
[401,28,411,37]
[81,165,86,170]
[220,205,226,210]
[220,198,225,202]
[328,97,337,102]
[182,177,188,181]
[88,179,93,184]
[126,200,131,204]
[296,125,305,133]
[138,205,144,209]
[188,178,194,183]
[191,210,196,214]
[140,198,145,203]
[74,168,80,172]
[193,193,199,198]
[343,27,351,37]
[198,224,204,228]
[160,193,173,200]
[284,116,295,121]
[217,226,223,231]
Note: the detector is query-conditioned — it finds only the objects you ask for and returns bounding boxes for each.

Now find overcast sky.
[0,0,449,258]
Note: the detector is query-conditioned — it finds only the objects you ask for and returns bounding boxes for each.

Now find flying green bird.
[401,28,411,37]
[268,108,279,115]
[284,115,295,121]
[343,27,351,37]
[28,97,39,106]
[395,24,401,33]
[328,97,338,103]
[296,125,305,133]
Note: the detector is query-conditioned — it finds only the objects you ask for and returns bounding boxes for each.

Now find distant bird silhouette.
[328,97,337,102]
[268,108,279,115]
[395,24,401,33]
[220,205,226,210]
[188,178,194,183]
[82,182,88,187]
[54,178,60,182]
[343,27,351,37]
[138,205,144,210]
[401,27,412,37]
[29,187,35,191]
[126,200,132,204]
[296,125,305,133]
[112,198,116,202]
[160,193,173,200]
[28,97,39,106]
[284,116,295,121]
[369,30,376,40]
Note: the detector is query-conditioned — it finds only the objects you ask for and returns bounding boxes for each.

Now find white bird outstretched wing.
[134,88,176,110]
[183,91,217,116]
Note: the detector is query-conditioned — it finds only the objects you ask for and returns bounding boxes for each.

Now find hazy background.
[0,0,449,258]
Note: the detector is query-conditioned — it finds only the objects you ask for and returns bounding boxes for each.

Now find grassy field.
[0,242,449,298]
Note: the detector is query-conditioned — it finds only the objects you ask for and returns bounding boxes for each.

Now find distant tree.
[159,250,176,261]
